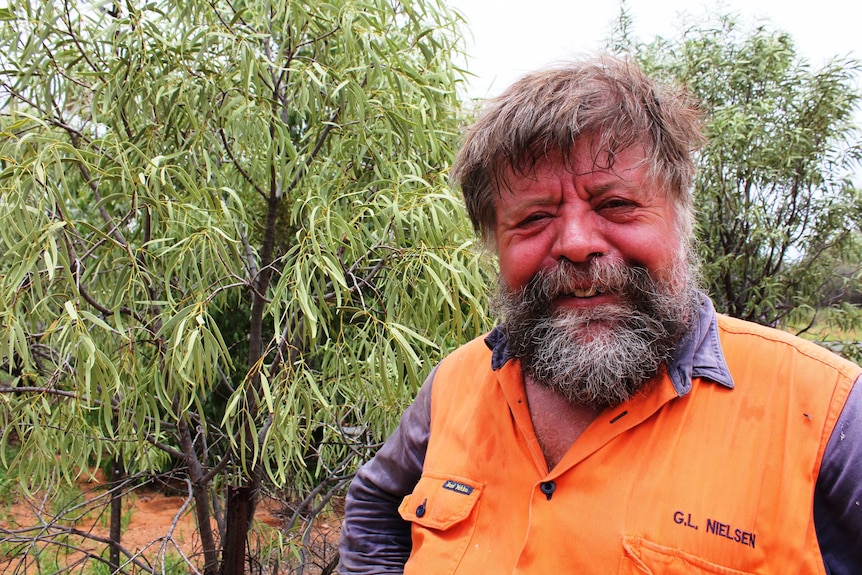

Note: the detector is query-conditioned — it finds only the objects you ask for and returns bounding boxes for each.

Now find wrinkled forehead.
[495,139,658,195]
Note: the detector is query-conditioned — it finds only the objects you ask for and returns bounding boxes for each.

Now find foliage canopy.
[0,0,491,571]
[612,10,862,347]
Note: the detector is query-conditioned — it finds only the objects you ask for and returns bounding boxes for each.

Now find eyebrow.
[503,192,560,210]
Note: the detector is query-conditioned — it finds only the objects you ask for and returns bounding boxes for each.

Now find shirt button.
[540,481,556,500]
[416,499,427,517]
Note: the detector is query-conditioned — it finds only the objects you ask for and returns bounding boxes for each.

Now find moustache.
[524,259,648,303]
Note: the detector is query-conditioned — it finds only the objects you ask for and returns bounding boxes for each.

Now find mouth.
[568,287,601,298]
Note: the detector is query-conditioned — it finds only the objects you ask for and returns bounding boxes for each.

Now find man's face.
[493,142,684,310]
[492,141,699,408]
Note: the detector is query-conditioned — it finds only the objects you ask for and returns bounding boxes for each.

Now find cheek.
[628,227,686,279]
[497,251,526,290]
[497,240,551,290]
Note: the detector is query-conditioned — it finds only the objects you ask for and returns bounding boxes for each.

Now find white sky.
[449,0,862,99]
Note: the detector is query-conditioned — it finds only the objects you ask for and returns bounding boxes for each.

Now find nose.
[550,209,608,264]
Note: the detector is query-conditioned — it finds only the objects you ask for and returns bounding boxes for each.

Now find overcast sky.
[449,0,862,99]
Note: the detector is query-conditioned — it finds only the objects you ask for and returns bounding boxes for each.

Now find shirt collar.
[484,292,734,395]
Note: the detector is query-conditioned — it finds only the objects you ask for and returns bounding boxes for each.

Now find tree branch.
[218,124,268,200]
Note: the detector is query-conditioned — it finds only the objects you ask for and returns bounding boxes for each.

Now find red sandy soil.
[0,470,287,573]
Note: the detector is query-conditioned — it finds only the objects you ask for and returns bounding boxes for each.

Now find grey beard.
[495,258,701,410]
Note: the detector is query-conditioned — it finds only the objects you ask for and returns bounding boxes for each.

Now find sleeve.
[815,373,862,575]
[337,369,435,574]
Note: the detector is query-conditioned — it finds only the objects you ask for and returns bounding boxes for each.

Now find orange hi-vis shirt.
[397,314,860,574]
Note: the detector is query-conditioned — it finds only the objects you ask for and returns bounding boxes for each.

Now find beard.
[494,254,702,410]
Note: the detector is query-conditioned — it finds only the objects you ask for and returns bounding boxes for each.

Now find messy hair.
[450,55,704,243]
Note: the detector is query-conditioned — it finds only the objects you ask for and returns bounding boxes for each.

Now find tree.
[611,10,862,342]
[0,0,492,573]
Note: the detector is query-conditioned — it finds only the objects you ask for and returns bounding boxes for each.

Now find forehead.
[498,143,655,196]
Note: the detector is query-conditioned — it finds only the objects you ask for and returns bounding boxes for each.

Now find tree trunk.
[178,416,220,575]
[220,480,259,575]
[193,481,220,575]
[109,456,124,573]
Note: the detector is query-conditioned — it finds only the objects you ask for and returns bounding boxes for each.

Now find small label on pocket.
[442,480,474,495]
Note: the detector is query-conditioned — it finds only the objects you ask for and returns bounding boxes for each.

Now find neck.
[525,376,600,471]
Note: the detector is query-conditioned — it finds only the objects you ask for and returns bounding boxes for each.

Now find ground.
[0,470,341,574]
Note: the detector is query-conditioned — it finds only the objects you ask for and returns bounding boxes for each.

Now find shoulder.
[716,314,861,381]
[436,331,497,372]
[429,331,511,417]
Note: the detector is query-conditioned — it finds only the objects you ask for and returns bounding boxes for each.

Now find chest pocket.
[621,536,756,575]
[399,472,484,574]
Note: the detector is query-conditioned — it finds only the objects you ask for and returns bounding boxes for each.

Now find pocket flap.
[621,536,755,575]
[398,473,483,530]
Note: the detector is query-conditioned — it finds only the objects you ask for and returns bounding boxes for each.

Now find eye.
[598,197,635,210]
[596,197,639,219]
[516,212,552,228]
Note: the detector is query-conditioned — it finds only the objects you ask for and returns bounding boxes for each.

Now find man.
[338,56,862,574]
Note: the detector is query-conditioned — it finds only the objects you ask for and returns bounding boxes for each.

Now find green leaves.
[0,0,491,510]
[626,13,862,330]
